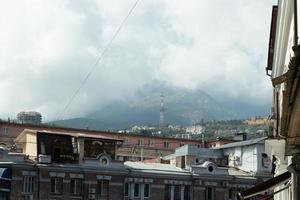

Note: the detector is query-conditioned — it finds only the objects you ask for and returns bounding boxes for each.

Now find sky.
[0,0,276,121]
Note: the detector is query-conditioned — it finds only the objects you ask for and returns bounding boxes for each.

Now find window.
[134,183,140,197]
[174,185,180,200]
[262,153,270,168]
[164,185,189,200]
[1,127,9,135]
[205,187,214,200]
[164,185,171,200]
[97,180,109,199]
[87,184,96,200]
[138,139,144,146]
[164,142,170,149]
[0,191,9,200]
[50,177,63,195]
[144,184,150,198]
[229,188,233,199]
[148,140,154,147]
[84,140,116,159]
[124,138,129,145]
[70,178,82,195]
[184,186,190,200]
[124,183,130,199]
[23,176,35,193]
[124,183,150,200]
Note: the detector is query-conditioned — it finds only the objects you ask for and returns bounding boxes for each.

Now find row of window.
[124,138,174,149]
[124,183,150,199]
[22,176,219,200]
[23,176,108,198]
[22,176,151,199]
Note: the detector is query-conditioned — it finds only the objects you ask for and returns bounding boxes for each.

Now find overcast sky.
[0,0,276,121]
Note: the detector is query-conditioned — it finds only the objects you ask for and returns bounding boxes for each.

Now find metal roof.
[163,145,223,160]
[215,137,266,149]
[15,129,123,142]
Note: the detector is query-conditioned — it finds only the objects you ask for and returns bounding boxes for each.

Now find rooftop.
[163,144,223,160]
[15,129,124,143]
[215,137,266,149]
[1,120,202,143]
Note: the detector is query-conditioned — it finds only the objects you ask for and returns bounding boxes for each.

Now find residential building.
[184,124,205,135]
[216,138,272,177]
[163,145,227,168]
[0,121,203,162]
[164,139,272,178]
[17,111,42,124]
[238,1,300,199]
[0,129,261,200]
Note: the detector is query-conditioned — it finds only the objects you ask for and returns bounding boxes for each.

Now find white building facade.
[243,0,300,199]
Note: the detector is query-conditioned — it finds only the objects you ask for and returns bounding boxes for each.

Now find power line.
[57,0,141,120]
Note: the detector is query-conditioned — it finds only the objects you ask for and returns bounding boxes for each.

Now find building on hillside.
[16,111,42,124]
[0,129,260,200]
[184,125,205,135]
[243,117,272,126]
[0,121,203,162]
[238,1,300,199]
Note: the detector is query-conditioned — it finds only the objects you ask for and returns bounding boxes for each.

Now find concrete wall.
[224,144,270,174]
[256,144,272,174]
[25,133,37,158]
[185,155,196,167]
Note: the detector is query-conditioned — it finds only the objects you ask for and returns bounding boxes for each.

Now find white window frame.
[124,183,150,200]
[1,127,9,135]
[143,183,150,199]
[164,142,170,149]
[70,178,82,195]
[138,139,144,146]
[22,176,35,193]
[50,177,63,195]
[205,187,214,200]
[97,180,109,199]
[133,183,140,197]
[164,184,189,200]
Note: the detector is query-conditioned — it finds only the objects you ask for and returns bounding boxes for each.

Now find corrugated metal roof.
[216,137,266,149]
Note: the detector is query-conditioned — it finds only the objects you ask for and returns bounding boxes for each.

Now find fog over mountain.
[52,83,270,130]
[0,0,274,122]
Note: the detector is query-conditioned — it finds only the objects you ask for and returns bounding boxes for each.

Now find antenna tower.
[159,92,165,128]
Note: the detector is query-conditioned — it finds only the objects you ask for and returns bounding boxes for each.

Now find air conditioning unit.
[38,154,51,164]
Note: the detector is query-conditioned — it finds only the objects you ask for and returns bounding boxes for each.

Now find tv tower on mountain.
[159,92,165,128]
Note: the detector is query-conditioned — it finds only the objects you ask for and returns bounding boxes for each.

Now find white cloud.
[0,0,276,121]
